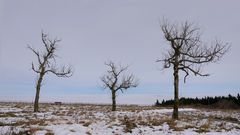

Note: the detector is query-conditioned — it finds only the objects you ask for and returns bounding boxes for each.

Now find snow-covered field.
[0,102,239,135]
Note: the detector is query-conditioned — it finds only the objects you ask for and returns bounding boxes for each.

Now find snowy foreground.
[0,103,239,135]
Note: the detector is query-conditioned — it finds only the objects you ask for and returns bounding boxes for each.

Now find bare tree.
[101,61,138,111]
[157,20,230,119]
[28,32,73,112]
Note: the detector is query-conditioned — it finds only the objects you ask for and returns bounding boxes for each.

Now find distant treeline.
[155,93,240,109]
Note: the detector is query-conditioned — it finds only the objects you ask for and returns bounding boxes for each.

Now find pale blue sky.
[0,0,239,104]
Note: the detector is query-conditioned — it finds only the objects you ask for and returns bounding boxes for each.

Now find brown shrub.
[121,115,137,133]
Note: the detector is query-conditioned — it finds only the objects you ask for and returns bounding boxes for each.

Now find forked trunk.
[112,90,116,111]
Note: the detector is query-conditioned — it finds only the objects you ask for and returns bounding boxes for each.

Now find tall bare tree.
[28,32,73,112]
[157,20,230,119]
[101,61,138,111]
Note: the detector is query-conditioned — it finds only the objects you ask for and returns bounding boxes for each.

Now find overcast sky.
[0,0,239,105]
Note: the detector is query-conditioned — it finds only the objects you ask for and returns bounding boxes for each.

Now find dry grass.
[86,131,92,135]
[120,115,137,133]
[0,102,239,134]
[195,118,212,133]
[45,132,54,135]
[16,127,53,135]
[82,121,92,127]
[69,129,76,132]
[221,116,239,123]
[0,112,16,117]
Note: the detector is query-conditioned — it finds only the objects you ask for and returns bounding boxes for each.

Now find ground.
[0,102,239,135]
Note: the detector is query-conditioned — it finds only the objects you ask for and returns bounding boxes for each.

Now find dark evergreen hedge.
[155,93,240,108]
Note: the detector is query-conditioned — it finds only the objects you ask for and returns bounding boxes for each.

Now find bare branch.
[116,74,138,92]
[28,45,42,65]
[29,32,73,77]
[42,32,50,52]
[31,62,41,73]
[101,75,113,89]
[158,19,229,82]
[45,65,73,77]
[101,61,138,93]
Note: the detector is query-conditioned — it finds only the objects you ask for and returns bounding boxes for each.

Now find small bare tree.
[28,32,73,112]
[101,61,138,111]
[157,20,230,119]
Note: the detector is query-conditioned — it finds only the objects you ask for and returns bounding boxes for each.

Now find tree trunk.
[112,90,116,111]
[34,73,44,112]
[172,64,179,119]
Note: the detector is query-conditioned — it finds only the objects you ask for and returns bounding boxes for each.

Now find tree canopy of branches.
[157,20,230,119]
[28,32,73,112]
[101,61,138,111]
